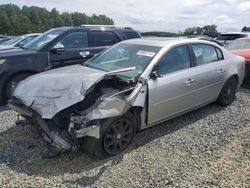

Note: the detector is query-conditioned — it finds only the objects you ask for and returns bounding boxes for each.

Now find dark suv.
[0,26,141,105]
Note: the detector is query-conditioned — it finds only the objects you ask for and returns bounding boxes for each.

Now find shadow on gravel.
[0,103,225,187]
[241,82,250,90]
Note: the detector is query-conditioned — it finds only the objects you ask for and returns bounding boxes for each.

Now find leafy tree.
[242,26,250,32]
[0,4,114,35]
[183,25,219,38]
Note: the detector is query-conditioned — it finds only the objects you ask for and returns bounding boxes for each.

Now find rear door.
[187,44,226,104]
[49,30,92,68]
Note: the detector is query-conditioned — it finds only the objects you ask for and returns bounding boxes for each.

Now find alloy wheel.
[103,119,134,155]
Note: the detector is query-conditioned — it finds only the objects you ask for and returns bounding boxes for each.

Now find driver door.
[147,45,197,125]
[49,31,93,68]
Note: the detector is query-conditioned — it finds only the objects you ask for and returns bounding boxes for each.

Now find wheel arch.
[128,106,143,132]
[227,74,240,88]
[1,69,38,104]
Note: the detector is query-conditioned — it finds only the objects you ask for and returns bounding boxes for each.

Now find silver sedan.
[10,38,245,158]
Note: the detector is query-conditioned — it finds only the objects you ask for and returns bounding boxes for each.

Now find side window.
[57,32,88,49]
[158,45,191,75]
[216,48,224,61]
[92,31,120,46]
[191,44,219,65]
[123,31,141,39]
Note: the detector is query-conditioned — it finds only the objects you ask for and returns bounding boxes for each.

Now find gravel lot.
[0,84,249,188]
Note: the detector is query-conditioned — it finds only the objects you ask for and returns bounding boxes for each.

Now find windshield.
[23,28,65,50]
[217,34,246,41]
[85,43,160,78]
[2,36,21,45]
[225,39,250,50]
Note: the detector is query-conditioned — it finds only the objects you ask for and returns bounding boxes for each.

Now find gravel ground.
[0,85,249,188]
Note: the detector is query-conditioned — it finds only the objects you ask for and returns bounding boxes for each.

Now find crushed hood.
[13,65,106,119]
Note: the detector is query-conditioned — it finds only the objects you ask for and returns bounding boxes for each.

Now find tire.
[216,76,238,106]
[5,73,32,102]
[82,111,136,159]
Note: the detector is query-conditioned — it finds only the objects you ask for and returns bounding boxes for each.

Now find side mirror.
[50,43,65,54]
[150,64,160,80]
[15,42,24,47]
[150,71,159,80]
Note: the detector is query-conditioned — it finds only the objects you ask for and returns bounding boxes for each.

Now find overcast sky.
[1,0,250,32]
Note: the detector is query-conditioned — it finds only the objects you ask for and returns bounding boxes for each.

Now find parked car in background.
[9,38,245,158]
[0,36,13,45]
[0,26,141,105]
[225,38,250,81]
[216,32,250,46]
[0,33,40,50]
[0,35,9,39]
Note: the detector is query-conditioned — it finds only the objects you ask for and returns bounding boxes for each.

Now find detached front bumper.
[8,100,101,155]
[8,100,78,151]
[8,100,33,117]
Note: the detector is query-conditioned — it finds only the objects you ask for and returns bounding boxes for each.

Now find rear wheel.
[5,73,32,102]
[216,76,238,106]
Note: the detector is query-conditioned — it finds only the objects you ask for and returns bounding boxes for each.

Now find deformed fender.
[85,78,147,121]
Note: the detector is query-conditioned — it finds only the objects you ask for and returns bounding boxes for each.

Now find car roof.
[121,37,217,47]
[23,33,41,36]
[53,26,136,32]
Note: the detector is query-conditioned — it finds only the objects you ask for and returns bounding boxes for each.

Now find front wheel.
[83,111,136,159]
[216,77,238,106]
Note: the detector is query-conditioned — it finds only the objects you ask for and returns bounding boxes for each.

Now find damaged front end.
[9,65,147,156]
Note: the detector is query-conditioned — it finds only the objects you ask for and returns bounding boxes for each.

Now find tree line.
[142,25,220,38]
[183,25,219,38]
[242,26,250,32]
[0,4,114,35]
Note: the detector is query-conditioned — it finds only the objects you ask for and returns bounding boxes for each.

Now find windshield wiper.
[106,67,136,76]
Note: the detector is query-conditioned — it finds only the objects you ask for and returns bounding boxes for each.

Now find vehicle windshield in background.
[23,28,65,50]
[225,39,250,50]
[2,36,20,45]
[217,34,246,41]
[85,43,160,78]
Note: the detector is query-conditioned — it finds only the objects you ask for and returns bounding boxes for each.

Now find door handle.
[218,69,225,74]
[80,51,90,58]
[186,78,195,85]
